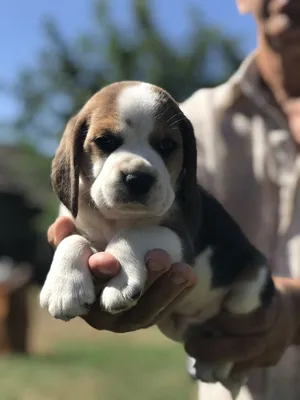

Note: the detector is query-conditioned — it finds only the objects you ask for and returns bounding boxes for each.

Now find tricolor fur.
[40,81,274,399]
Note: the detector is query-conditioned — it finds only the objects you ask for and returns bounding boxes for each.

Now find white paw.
[195,361,246,399]
[194,361,233,383]
[101,233,148,314]
[100,274,143,314]
[40,235,95,321]
[223,375,246,400]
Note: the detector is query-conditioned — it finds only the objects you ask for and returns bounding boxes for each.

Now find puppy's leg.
[40,235,95,321]
[197,264,274,398]
[224,265,272,315]
[194,359,246,399]
[100,226,182,314]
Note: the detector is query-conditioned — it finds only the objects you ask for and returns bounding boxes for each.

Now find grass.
[0,288,197,400]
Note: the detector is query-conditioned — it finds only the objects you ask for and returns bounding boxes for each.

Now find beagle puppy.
[40,81,274,398]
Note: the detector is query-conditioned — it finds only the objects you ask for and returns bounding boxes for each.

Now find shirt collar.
[227,51,289,128]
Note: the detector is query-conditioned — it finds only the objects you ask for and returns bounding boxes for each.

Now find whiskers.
[168,116,187,129]
[155,104,172,121]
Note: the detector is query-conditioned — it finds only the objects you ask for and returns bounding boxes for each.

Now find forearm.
[273,276,300,345]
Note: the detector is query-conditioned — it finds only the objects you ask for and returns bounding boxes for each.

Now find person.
[48,0,300,398]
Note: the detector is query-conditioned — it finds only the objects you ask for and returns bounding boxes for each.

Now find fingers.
[183,294,280,363]
[206,298,278,336]
[230,340,286,374]
[231,357,274,375]
[83,261,197,333]
[144,249,174,289]
[81,306,118,331]
[144,249,197,289]
[88,252,121,284]
[184,328,266,363]
[47,216,76,248]
[115,262,197,332]
[82,250,196,332]
[88,248,176,290]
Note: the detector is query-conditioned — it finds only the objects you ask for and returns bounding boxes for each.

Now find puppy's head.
[52,81,197,219]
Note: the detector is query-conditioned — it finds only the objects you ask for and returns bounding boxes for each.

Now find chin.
[100,201,171,220]
[97,203,152,220]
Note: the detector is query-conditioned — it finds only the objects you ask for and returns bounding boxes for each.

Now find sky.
[0,0,257,122]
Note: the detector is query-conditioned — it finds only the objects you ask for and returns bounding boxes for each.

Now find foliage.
[11,0,243,151]
[4,0,243,228]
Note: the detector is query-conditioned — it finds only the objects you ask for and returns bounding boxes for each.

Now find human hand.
[183,277,300,373]
[47,217,197,332]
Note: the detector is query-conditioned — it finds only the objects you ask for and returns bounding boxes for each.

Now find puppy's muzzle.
[121,171,156,197]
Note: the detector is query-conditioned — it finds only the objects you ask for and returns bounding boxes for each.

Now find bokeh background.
[0,1,255,399]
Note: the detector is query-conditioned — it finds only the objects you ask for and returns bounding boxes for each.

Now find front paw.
[101,236,148,314]
[40,271,95,321]
[100,275,143,314]
[40,236,95,321]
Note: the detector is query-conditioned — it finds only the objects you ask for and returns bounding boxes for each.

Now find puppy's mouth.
[94,184,174,219]
[104,201,155,218]
[99,197,170,220]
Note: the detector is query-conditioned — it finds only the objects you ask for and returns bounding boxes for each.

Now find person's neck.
[256,33,300,106]
[255,32,300,146]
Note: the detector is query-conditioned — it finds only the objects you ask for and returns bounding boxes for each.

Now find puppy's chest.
[75,214,128,250]
[75,209,160,251]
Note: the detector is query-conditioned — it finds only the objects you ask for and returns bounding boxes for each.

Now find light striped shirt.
[181,52,300,400]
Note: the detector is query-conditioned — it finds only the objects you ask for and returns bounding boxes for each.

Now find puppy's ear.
[51,116,88,218]
[177,113,197,205]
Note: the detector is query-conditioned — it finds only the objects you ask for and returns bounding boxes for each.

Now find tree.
[10,0,243,152]
[4,0,243,227]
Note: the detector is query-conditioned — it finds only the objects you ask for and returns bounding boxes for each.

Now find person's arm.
[47,217,197,333]
[183,277,300,373]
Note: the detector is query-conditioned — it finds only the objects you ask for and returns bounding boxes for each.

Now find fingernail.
[92,266,118,278]
[171,272,187,285]
[99,267,116,275]
[147,259,166,272]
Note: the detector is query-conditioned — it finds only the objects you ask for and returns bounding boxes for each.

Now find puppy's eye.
[153,138,177,158]
[94,133,122,153]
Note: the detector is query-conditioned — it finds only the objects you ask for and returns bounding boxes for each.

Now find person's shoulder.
[179,86,215,117]
[180,82,234,128]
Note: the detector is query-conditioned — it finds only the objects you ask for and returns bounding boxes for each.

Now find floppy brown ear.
[51,116,88,218]
[177,113,198,205]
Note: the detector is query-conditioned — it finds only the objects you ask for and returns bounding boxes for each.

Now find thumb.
[88,252,120,283]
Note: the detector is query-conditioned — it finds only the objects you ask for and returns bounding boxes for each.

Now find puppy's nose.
[122,171,155,196]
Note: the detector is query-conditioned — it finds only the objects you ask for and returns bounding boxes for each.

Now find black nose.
[122,171,155,196]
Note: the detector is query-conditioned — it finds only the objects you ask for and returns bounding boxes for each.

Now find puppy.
[40,81,274,398]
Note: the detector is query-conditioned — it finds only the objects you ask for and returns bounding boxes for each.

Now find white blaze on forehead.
[117,83,160,137]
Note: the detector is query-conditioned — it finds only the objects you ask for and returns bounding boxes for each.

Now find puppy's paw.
[100,274,143,314]
[102,235,148,314]
[194,361,233,384]
[40,235,95,321]
[222,374,247,400]
[195,361,245,399]
[40,270,95,321]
